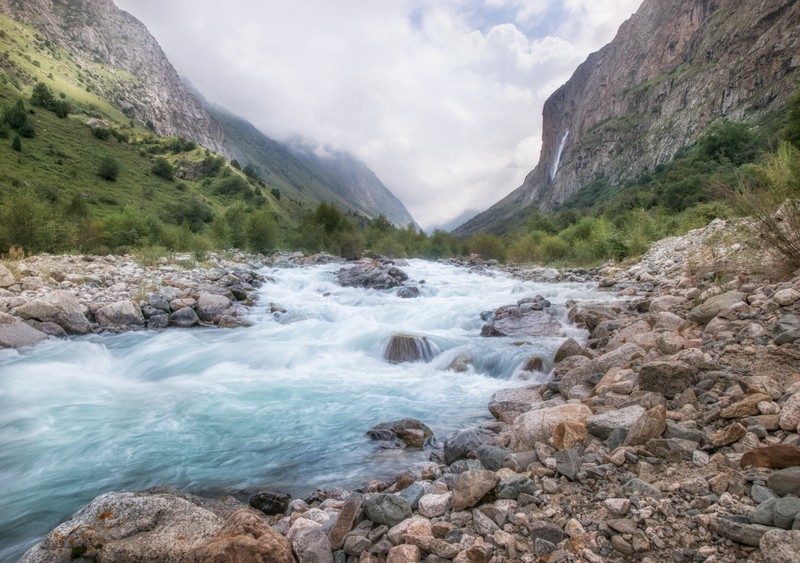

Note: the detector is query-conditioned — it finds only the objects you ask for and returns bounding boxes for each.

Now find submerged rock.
[383,333,434,363]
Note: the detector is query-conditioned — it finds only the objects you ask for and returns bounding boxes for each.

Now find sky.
[114,0,642,229]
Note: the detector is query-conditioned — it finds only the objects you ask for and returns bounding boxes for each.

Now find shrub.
[91,127,111,140]
[467,232,506,261]
[11,134,21,152]
[151,157,174,180]
[102,206,161,249]
[98,155,120,181]
[52,99,69,118]
[697,119,762,166]
[271,187,281,200]
[246,208,277,252]
[243,164,259,179]
[17,117,35,138]
[3,99,27,129]
[30,81,55,108]
[538,235,570,262]
[0,190,59,253]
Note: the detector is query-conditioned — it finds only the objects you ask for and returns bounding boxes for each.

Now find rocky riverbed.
[8,220,800,562]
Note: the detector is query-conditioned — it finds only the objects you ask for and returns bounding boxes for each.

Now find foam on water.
[0,260,614,559]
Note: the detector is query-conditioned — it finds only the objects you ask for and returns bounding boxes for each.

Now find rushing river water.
[0,260,613,560]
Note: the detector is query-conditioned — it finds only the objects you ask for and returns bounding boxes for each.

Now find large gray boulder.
[586,405,646,440]
[511,403,592,451]
[481,304,563,337]
[488,386,543,423]
[687,291,746,325]
[15,290,90,334]
[95,300,145,329]
[0,312,48,349]
[196,293,235,323]
[20,490,225,562]
[383,334,434,363]
[638,360,697,399]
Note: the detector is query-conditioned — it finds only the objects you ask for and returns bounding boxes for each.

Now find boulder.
[417,493,452,518]
[488,386,542,423]
[480,304,563,337]
[552,421,588,450]
[95,300,145,329]
[741,445,800,469]
[0,311,48,349]
[557,344,644,396]
[20,490,224,562]
[196,293,235,323]
[363,494,412,527]
[623,404,667,446]
[553,337,584,363]
[443,427,494,465]
[451,470,499,511]
[169,307,200,328]
[768,467,800,497]
[383,334,434,363]
[249,491,291,516]
[0,262,15,287]
[337,261,408,290]
[291,525,333,563]
[779,392,800,432]
[760,529,800,562]
[511,403,592,451]
[637,360,697,399]
[15,290,90,334]
[586,405,645,440]
[773,315,800,345]
[367,418,433,448]
[328,492,364,550]
[687,291,746,325]
[193,508,296,562]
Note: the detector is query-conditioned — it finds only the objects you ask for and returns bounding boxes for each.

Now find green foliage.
[230,159,241,170]
[3,99,26,129]
[243,164,259,179]
[0,190,69,253]
[102,206,161,249]
[697,119,762,166]
[11,133,20,151]
[30,81,54,108]
[467,232,506,261]
[91,126,111,140]
[314,202,345,234]
[17,117,34,138]
[271,187,281,200]
[151,157,174,181]
[97,155,120,181]
[784,89,800,147]
[246,207,277,252]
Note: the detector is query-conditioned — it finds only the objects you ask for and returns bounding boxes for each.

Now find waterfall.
[549,130,570,181]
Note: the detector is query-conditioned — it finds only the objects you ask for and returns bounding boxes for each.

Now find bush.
[467,232,506,261]
[17,117,35,138]
[91,127,111,140]
[52,99,70,119]
[30,81,55,108]
[11,134,21,152]
[246,208,277,252]
[697,119,762,166]
[98,155,120,181]
[3,99,27,129]
[0,190,60,253]
[151,157,174,180]
[538,235,570,262]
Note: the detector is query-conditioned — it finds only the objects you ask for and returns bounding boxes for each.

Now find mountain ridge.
[456,0,800,236]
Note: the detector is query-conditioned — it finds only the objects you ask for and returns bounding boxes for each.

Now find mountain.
[0,0,229,157]
[286,141,417,228]
[456,0,800,236]
[210,106,417,227]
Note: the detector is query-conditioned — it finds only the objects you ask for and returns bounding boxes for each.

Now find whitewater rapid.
[0,260,613,560]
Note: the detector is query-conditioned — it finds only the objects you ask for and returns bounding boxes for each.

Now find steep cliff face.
[0,0,229,157]
[457,0,800,235]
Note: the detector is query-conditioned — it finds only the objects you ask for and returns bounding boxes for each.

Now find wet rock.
[249,491,291,516]
[396,286,420,299]
[217,315,255,329]
[193,508,296,562]
[147,314,169,329]
[480,304,563,337]
[488,386,542,423]
[443,427,494,465]
[554,337,584,363]
[169,306,200,328]
[510,403,592,451]
[363,494,412,527]
[0,311,48,349]
[768,467,800,497]
[383,334,434,363]
[95,300,145,329]
[20,490,224,562]
[451,470,500,511]
[367,418,433,448]
[15,290,90,334]
[336,261,408,290]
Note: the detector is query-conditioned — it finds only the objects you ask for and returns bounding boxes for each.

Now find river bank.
[6,219,800,562]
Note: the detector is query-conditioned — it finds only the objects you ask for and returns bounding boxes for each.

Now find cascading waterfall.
[549,130,570,181]
[0,260,615,561]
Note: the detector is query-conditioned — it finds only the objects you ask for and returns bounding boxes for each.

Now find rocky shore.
[10,220,800,562]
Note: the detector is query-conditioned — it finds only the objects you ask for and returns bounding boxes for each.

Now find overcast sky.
[114,0,641,229]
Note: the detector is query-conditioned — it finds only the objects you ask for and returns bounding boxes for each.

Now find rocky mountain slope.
[457,0,800,236]
[287,141,417,228]
[0,0,230,157]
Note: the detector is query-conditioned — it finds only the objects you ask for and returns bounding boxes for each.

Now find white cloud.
[115,0,641,229]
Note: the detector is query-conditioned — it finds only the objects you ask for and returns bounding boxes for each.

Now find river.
[0,259,613,560]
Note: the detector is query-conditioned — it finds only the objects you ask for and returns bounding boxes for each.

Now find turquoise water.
[0,260,609,560]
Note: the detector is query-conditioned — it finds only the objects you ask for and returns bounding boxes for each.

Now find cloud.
[115,0,641,229]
